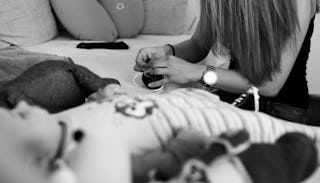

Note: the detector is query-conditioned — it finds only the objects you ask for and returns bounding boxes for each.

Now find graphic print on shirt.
[115,97,158,119]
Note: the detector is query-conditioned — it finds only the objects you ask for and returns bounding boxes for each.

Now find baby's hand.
[87,84,127,102]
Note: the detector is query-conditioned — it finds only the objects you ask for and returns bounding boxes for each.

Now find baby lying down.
[1,83,319,183]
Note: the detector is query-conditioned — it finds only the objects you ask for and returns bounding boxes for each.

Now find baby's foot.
[87,84,127,102]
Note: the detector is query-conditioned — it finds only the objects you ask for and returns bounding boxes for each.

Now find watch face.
[203,71,218,85]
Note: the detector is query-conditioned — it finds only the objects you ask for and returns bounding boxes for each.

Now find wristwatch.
[200,65,218,89]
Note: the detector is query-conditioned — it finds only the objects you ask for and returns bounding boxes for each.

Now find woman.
[134,0,318,123]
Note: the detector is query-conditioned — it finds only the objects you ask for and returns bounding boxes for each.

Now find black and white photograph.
[0,0,320,183]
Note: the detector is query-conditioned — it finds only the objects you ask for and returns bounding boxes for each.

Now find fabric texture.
[99,0,144,38]
[239,132,318,183]
[216,90,308,124]
[0,46,72,85]
[62,88,320,150]
[0,60,120,113]
[160,132,318,183]
[0,0,58,46]
[142,0,198,35]
[132,129,207,183]
[51,0,118,41]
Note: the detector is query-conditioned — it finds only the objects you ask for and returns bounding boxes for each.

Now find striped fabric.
[129,88,320,145]
[63,87,320,155]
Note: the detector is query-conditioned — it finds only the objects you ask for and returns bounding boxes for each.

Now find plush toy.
[51,0,144,41]
[0,60,120,113]
[150,131,318,183]
[132,129,208,183]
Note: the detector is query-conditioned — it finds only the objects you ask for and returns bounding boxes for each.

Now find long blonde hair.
[199,0,299,86]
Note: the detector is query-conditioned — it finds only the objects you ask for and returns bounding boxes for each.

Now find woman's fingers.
[148,78,169,88]
[134,48,151,72]
[148,67,169,75]
[149,57,168,68]
[135,47,172,72]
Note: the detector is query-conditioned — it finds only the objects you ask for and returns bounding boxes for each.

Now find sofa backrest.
[0,0,58,46]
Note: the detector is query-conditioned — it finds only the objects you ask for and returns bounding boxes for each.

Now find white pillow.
[0,0,58,46]
[142,0,199,35]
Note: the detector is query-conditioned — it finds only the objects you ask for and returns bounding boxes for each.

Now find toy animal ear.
[51,0,118,41]
[238,132,318,183]
[98,0,144,38]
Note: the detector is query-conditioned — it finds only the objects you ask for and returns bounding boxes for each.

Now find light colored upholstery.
[142,0,199,35]
[99,0,144,38]
[51,0,118,41]
[0,0,58,46]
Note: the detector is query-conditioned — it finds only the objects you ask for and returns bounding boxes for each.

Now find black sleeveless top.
[263,16,315,109]
[225,16,315,109]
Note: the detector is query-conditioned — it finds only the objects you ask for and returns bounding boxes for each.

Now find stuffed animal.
[0,60,120,113]
[149,130,318,183]
[51,0,144,41]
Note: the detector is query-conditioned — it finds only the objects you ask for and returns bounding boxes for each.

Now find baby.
[0,101,318,183]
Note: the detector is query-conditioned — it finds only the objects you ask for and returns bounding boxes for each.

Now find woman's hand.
[134,45,173,72]
[147,56,206,88]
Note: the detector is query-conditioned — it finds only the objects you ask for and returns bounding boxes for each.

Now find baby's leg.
[87,84,127,102]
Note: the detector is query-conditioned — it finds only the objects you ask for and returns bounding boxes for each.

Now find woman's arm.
[213,0,316,96]
[173,24,212,63]
[149,0,315,97]
[134,24,211,71]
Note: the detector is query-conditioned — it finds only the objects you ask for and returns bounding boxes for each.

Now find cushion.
[142,0,199,35]
[0,0,58,46]
[51,0,118,41]
[99,0,144,38]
